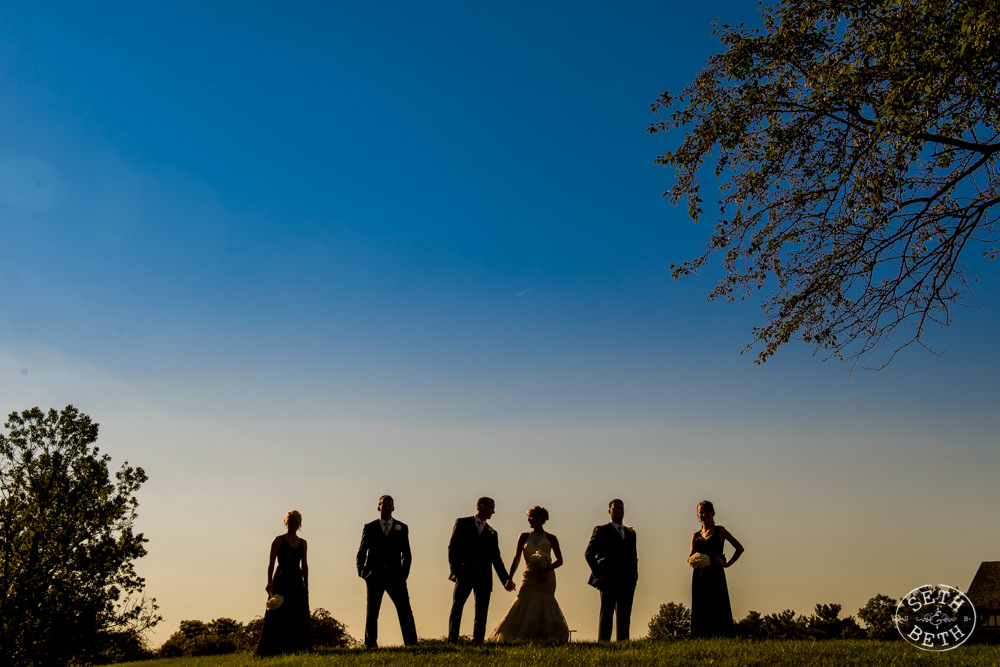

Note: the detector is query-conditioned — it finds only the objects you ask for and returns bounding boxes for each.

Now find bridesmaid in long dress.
[256,510,312,655]
[689,500,744,638]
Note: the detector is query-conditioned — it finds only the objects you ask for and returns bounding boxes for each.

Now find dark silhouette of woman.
[256,510,312,655]
[689,500,744,637]
[488,506,570,642]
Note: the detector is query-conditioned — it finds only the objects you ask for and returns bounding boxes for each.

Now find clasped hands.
[503,579,516,592]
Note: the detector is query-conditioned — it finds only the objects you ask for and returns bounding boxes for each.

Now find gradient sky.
[2,1,998,647]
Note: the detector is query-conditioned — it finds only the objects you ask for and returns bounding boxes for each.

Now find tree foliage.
[0,406,159,666]
[648,601,692,639]
[857,593,900,640]
[160,609,354,657]
[649,0,1000,366]
[806,602,863,639]
[158,619,241,657]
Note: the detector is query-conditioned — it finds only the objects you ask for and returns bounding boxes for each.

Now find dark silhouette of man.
[447,496,515,643]
[585,498,638,641]
[356,495,417,647]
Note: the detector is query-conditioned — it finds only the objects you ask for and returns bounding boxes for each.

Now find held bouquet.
[687,553,710,569]
[265,594,284,610]
[526,550,551,574]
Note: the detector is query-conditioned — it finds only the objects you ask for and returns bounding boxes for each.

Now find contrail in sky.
[516,288,532,296]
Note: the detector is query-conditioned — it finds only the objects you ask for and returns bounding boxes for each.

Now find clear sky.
[2,1,998,648]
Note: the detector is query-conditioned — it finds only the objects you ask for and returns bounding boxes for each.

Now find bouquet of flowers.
[265,594,284,610]
[526,550,551,574]
[687,553,710,569]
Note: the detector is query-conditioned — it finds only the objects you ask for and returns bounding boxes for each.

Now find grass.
[118,639,1000,666]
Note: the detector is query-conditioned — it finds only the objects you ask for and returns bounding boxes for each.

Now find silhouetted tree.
[0,406,159,667]
[159,618,244,657]
[806,602,863,639]
[310,608,354,648]
[858,594,901,640]
[734,610,764,639]
[648,602,692,639]
[650,0,1000,367]
[761,609,809,639]
[162,608,353,657]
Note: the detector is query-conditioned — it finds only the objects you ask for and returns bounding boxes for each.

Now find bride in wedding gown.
[487,506,570,643]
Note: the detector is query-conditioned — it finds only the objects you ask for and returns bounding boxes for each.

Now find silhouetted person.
[689,499,743,637]
[357,494,418,647]
[488,505,569,642]
[447,496,515,644]
[256,510,312,655]
[585,499,638,641]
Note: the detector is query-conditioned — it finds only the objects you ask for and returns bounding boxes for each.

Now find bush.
[857,594,900,641]
[311,608,354,648]
[734,610,763,639]
[648,602,691,639]
[761,609,808,640]
[159,608,354,657]
[84,630,155,664]
[158,618,244,657]
[806,603,863,639]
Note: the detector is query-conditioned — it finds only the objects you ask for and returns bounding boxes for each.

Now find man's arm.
[491,532,513,589]
[491,535,509,583]
[584,525,604,575]
[447,519,462,580]
[401,523,412,579]
[357,523,370,578]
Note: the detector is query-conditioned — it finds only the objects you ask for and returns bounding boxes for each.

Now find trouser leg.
[471,584,492,644]
[616,585,636,641]
[386,579,418,645]
[364,578,385,648]
[448,580,473,642]
[598,588,616,641]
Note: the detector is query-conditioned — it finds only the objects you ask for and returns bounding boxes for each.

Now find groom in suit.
[447,496,516,644]
[356,495,418,647]
[585,498,638,641]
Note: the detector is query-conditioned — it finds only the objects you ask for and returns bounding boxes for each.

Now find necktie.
[619,525,625,539]
[382,520,390,536]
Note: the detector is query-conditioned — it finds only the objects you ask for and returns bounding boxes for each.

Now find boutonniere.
[626,526,634,533]
[394,524,402,531]
[488,526,496,535]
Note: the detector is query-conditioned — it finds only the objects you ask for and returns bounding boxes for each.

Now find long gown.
[691,526,734,638]
[488,533,570,642]
[256,536,312,655]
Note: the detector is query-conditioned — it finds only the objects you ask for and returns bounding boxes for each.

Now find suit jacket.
[447,516,509,590]
[585,522,638,589]
[357,518,412,581]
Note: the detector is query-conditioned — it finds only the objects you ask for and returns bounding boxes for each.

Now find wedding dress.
[487,532,570,642]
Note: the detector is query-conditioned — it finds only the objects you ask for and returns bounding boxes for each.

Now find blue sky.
[2,1,998,647]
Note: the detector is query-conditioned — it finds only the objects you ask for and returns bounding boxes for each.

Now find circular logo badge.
[895,585,976,651]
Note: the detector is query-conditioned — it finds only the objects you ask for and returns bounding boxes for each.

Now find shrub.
[806,603,863,639]
[648,602,692,640]
[857,594,900,641]
[159,608,354,657]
